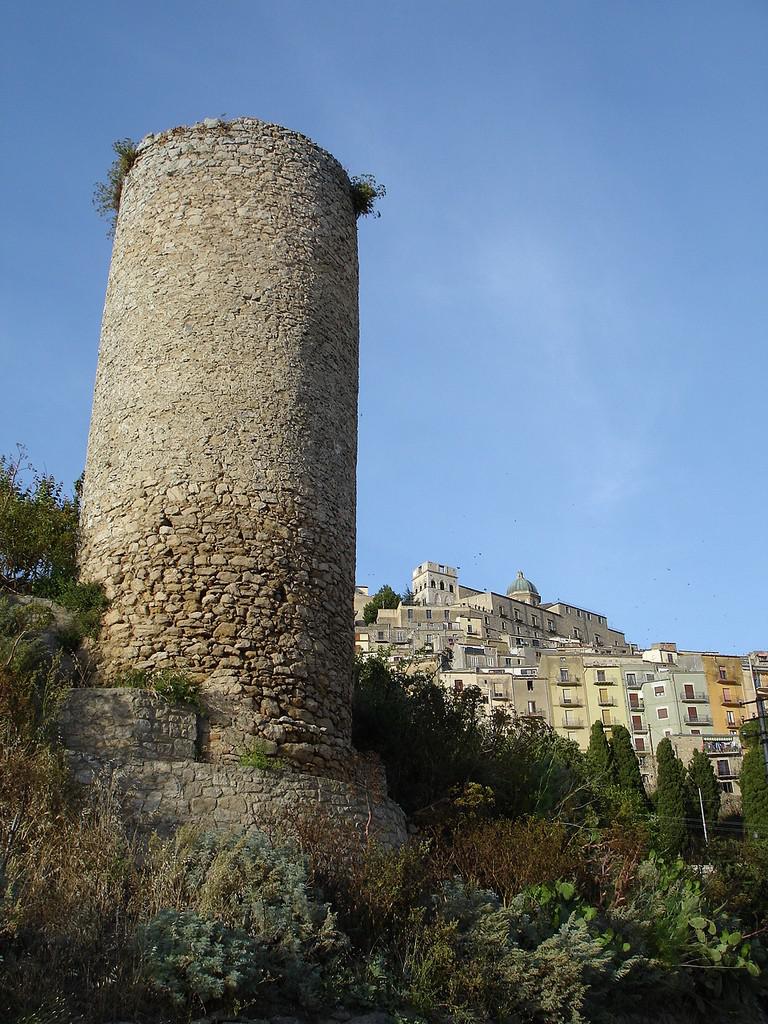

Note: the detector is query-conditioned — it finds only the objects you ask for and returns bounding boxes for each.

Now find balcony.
[679,691,709,702]
[631,723,649,734]
[557,676,581,686]
[716,768,739,781]
[721,696,743,708]
[685,714,712,726]
[597,697,616,707]
[625,677,643,689]
[561,717,585,729]
[559,698,583,708]
[628,699,645,712]
[704,738,741,756]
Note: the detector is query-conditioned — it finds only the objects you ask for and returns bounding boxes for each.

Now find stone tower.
[79,118,359,774]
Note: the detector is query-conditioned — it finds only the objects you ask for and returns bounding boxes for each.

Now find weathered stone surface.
[60,688,197,761]
[78,118,359,772]
[67,752,406,848]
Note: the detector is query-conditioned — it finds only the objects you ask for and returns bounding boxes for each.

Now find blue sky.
[1,1,766,653]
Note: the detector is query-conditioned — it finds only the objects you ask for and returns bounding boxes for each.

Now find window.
[560,668,569,682]
[684,684,695,700]
[667,653,674,663]
[449,584,454,593]
[453,679,463,693]
[687,707,698,722]
[716,759,730,777]
[562,688,573,705]
[720,781,734,793]
[726,710,735,725]
[407,609,413,621]
[595,634,602,646]
[377,631,385,640]
[439,581,444,590]
[467,624,473,634]
[573,627,582,640]
[629,693,640,708]
[431,580,436,588]
[626,672,636,685]
[527,700,537,714]
[426,609,432,620]
[599,687,609,703]
[657,707,669,720]
[527,680,534,691]
[504,657,512,666]
[547,618,555,631]
[444,610,449,620]
[722,687,731,703]
[635,737,646,752]
[484,616,489,624]
[596,670,606,682]
[719,666,727,680]
[631,714,643,731]
[654,685,665,697]
[515,610,522,622]
[602,709,612,726]
[531,614,539,628]
[645,672,654,681]
[587,613,592,621]
[690,729,700,735]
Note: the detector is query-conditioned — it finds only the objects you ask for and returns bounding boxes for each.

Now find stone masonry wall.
[60,689,406,847]
[59,689,197,762]
[78,119,359,774]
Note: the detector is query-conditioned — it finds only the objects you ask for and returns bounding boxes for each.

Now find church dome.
[507,571,540,599]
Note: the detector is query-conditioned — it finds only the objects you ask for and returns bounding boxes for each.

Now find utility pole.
[697,786,709,844]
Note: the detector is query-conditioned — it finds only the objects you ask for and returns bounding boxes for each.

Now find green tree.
[586,720,612,780]
[0,448,80,593]
[611,724,646,800]
[363,584,402,625]
[655,738,687,857]
[686,748,721,837]
[740,719,768,841]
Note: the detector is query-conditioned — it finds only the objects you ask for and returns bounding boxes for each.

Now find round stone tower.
[79,118,359,773]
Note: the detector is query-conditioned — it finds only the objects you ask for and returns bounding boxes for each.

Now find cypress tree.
[586,720,612,780]
[611,724,646,799]
[740,720,768,841]
[655,738,687,857]
[686,748,721,837]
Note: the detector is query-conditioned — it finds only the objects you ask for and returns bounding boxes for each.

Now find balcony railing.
[704,738,741,756]
[557,677,581,686]
[561,717,584,729]
[628,700,645,712]
[597,697,616,706]
[679,691,709,702]
[721,696,743,707]
[559,698,583,708]
[685,714,712,726]
[631,723,649,734]
[625,677,643,688]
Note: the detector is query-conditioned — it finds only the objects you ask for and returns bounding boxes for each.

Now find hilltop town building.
[358,560,759,798]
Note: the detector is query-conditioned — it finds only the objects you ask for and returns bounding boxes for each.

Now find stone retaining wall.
[60,689,406,846]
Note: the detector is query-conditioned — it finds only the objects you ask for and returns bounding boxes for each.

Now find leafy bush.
[353,654,590,819]
[239,739,286,771]
[115,666,201,709]
[0,450,80,595]
[93,138,138,236]
[140,909,264,1009]
[349,174,386,218]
